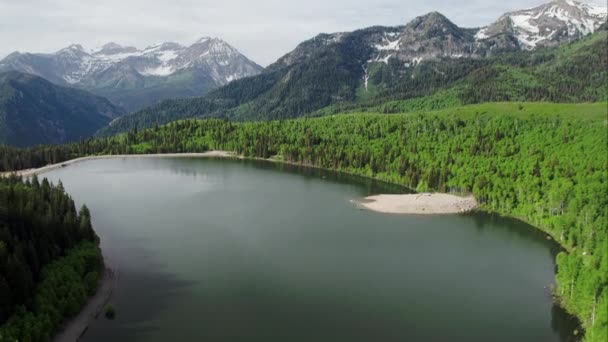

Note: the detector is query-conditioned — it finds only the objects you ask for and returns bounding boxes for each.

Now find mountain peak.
[404,10,464,41]
[477,0,607,48]
[407,11,459,32]
[418,11,449,20]
[94,42,138,55]
[102,42,122,49]
[192,37,219,45]
[60,44,86,53]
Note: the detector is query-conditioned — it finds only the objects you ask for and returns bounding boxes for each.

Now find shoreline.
[53,267,115,342]
[354,193,477,214]
[5,152,582,337]
[9,153,231,341]
[1,151,236,177]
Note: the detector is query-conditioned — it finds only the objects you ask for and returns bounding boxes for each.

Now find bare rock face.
[367,12,477,67]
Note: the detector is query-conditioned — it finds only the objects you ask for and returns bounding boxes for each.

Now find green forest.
[0,175,103,341]
[1,101,606,340]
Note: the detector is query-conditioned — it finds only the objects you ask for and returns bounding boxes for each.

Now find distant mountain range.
[99,0,607,135]
[0,71,124,146]
[0,38,263,111]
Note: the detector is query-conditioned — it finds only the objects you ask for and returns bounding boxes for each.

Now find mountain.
[99,0,606,136]
[0,38,263,111]
[477,0,607,50]
[0,71,124,146]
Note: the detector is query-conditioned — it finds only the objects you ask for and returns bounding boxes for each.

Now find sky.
[0,0,605,66]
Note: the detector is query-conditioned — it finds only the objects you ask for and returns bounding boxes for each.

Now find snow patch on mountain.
[475,28,489,40]
[477,0,607,49]
[141,65,175,77]
[375,38,400,51]
[156,50,178,62]
[1,37,262,87]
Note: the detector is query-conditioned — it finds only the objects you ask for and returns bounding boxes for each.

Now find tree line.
[0,102,606,340]
[0,175,102,341]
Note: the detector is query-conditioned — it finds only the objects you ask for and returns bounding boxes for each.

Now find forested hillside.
[0,175,103,341]
[1,102,606,340]
[0,72,124,147]
[98,25,607,136]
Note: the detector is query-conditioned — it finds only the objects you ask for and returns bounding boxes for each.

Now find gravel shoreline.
[355,193,477,214]
[53,268,116,342]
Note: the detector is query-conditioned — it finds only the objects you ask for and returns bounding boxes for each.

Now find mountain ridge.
[98,0,606,136]
[0,71,125,146]
[0,37,263,111]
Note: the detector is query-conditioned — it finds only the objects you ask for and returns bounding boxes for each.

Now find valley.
[0,0,606,341]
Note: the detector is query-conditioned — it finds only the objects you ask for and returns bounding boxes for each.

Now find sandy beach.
[1,151,235,178]
[356,193,477,214]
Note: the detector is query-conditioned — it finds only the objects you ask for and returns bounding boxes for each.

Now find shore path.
[53,268,115,342]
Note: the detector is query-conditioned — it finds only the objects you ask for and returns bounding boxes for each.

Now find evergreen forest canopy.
[0,102,606,340]
[0,175,103,341]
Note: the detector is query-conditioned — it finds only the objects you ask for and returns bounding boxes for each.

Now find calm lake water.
[45,157,579,342]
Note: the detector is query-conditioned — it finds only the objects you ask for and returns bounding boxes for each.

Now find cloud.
[0,0,605,66]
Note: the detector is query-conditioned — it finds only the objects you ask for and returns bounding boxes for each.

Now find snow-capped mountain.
[302,0,606,72]
[476,0,607,49]
[0,38,263,111]
[101,0,607,134]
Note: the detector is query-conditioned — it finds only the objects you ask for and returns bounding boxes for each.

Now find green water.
[45,157,578,342]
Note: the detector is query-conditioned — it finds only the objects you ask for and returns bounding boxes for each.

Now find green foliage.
[104,305,116,320]
[0,175,102,341]
[1,101,607,340]
[0,242,102,342]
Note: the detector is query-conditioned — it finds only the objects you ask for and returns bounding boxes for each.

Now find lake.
[45,157,579,342]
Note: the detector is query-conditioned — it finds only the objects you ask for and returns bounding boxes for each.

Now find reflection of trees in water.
[83,270,196,341]
[551,303,583,342]
[470,211,563,258]
[162,157,412,196]
[82,233,197,342]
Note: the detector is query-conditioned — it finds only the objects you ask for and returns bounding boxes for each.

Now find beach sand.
[356,193,477,214]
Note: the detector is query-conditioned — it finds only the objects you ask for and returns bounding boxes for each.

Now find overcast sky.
[0,0,605,66]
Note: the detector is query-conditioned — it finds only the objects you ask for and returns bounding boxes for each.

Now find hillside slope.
[99,23,607,136]
[0,71,124,147]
